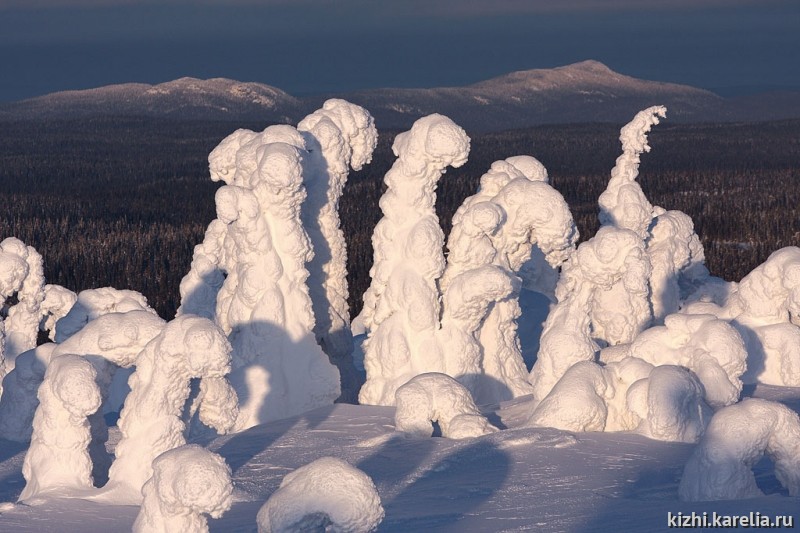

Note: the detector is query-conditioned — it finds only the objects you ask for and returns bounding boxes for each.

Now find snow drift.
[256,456,384,533]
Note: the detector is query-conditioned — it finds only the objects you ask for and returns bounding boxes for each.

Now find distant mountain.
[2,61,799,131]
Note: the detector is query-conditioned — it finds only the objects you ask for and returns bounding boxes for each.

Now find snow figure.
[104,315,237,503]
[0,238,45,363]
[256,456,384,533]
[133,445,233,533]
[19,354,101,501]
[526,360,710,443]
[54,287,157,343]
[0,344,56,442]
[678,398,800,501]
[358,115,470,406]
[179,123,340,429]
[598,106,665,238]
[647,210,709,322]
[620,313,747,408]
[394,372,498,439]
[38,284,77,342]
[626,365,711,443]
[298,99,378,403]
[529,225,649,402]
[728,247,800,385]
[441,157,578,404]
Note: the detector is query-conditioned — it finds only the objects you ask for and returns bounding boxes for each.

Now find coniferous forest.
[1,117,798,318]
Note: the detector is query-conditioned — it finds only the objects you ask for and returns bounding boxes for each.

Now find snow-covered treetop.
[599,105,666,237]
[54,287,157,343]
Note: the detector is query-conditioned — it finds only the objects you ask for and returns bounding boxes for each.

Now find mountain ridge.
[2,61,798,131]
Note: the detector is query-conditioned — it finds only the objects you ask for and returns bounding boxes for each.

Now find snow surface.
[0,385,797,531]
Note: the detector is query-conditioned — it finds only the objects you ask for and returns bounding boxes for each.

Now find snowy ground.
[0,385,797,532]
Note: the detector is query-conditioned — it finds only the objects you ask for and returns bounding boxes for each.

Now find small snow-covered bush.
[394,373,497,439]
[679,398,800,501]
[256,456,383,533]
[19,354,101,501]
[133,445,232,533]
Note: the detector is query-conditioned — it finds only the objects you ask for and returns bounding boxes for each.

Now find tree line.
[1,116,798,318]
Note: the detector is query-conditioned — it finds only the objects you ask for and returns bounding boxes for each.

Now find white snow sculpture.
[527,360,710,443]
[394,373,497,439]
[622,313,747,408]
[529,225,649,402]
[647,210,708,322]
[678,398,800,501]
[256,456,384,533]
[0,344,56,442]
[133,445,233,533]
[0,238,45,363]
[729,247,800,385]
[179,122,340,429]
[19,354,101,501]
[105,315,237,503]
[627,365,711,443]
[358,114,470,406]
[598,105,665,238]
[441,157,578,404]
[54,286,157,343]
[39,284,77,342]
[298,99,378,402]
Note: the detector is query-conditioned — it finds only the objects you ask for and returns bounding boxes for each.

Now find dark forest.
[1,117,798,318]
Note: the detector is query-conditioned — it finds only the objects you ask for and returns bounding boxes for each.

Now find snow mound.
[394,373,497,439]
[256,456,384,533]
[679,398,800,501]
[624,313,747,407]
[54,287,157,343]
[133,445,232,533]
[19,354,101,501]
[39,285,77,342]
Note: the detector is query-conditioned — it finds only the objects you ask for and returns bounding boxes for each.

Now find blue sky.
[1,0,798,102]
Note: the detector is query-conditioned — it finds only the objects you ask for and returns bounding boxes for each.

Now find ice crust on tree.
[610,313,747,408]
[39,284,78,342]
[133,445,233,533]
[529,226,650,402]
[678,398,800,501]
[104,315,237,503]
[178,121,340,429]
[19,354,101,501]
[394,373,498,439]
[0,310,166,443]
[358,114,470,406]
[54,287,157,343]
[256,456,384,533]
[297,99,378,403]
[441,156,578,404]
[526,360,711,443]
[0,238,45,364]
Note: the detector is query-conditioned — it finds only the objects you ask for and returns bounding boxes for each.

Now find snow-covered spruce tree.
[440,157,577,404]
[0,238,45,365]
[257,457,384,533]
[526,359,711,443]
[297,99,378,403]
[178,123,340,429]
[38,284,77,342]
[18,354,101,501]
[103,315,237,504]
[679,398,800,501]
[133,445,233,533]
[609,312,747,408]
[0,309,165,444]
[529,225,649,402]
[394,372,497,439]
[358,114,470,406]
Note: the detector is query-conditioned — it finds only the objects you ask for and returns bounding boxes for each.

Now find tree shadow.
[377,437,512,531]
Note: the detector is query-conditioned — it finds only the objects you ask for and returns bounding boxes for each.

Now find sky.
[0,0,798,102]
